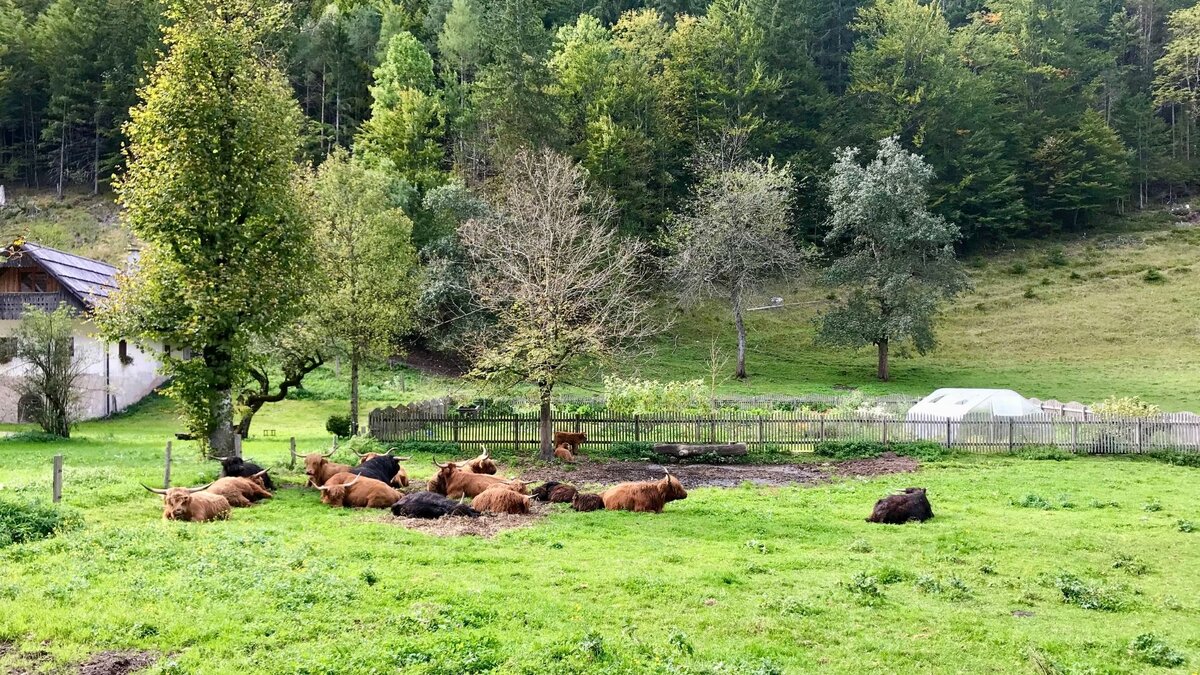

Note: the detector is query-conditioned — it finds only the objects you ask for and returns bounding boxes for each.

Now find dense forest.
[3,0,1200,247]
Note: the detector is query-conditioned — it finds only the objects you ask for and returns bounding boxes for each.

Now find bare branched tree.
[667,146,803,379]
[460,148,655,459]
[14,305,87,437]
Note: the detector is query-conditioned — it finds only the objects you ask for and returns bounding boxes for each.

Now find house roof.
[11,242,119,309]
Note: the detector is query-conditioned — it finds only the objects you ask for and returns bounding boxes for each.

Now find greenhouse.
[905,388,1040,445]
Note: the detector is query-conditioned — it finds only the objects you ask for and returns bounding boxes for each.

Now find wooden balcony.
[0,292,73,319]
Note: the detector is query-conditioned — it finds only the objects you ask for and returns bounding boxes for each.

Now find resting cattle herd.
[867,488,934,524]
[392,491,481,519]
[600,470,688,513]
[427,460,525,499]
[217,456,275,490]
[142,483,231,522]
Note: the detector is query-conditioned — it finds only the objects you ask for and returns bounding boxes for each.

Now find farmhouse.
[0,241,166,422]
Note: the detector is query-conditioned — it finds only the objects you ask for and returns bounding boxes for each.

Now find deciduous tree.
[13,305,85,438]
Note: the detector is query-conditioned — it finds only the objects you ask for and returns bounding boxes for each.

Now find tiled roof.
[21,242,119,308]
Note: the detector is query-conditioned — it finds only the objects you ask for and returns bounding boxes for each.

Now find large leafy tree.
[666,142,802,379]
[13,305,86,438]
[310,149,418,436]
[817,137,968,381]
[98,0,314,455]
[460,148,653,459]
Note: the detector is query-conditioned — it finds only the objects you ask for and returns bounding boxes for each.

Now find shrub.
[1012,494,1052,509]
[0,499,82,547]
[1013,446,1074,461]
[848,538,873,553]
[325,415,351,438]
[603,376,707,415]
[813,440,948,461]
[1040,277,1051,286]
[0,431,65,443]
[1127,634,1186,667]
[1148,451,1200,468]
[1091,396,1160,418]
[1143,268,1165,283]
[1044,247,1068,267]
[1111,554,1149,576]
[603,442,655,461]
[1052,572,1125,611]
[1006,262,1027,275]
[1142,500,1162,512]
[1177,519,1194,533]
[1068,271,1083,280]
[1022,287,1037,299]
[842,572,884,604]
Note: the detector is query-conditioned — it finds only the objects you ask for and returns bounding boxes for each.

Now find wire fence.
[368,409,1200,454]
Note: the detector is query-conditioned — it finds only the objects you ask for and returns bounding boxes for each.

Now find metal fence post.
[52,454,63,503]
[163,441,172,488]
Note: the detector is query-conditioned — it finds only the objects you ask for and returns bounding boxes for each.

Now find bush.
[1127,634,1186,667]
[1177,519,1194,533]
[325,415,351,438]
[1091,395,1160,418]
[1052,572,1125,611]
[1148,450,1200,468]
[1022,287,1037,299]
[1069,271,1083,280]
[1006,262,1027,275]
[602,376,707,415]
[1012,494,1052,509]
[0,499,82,547]
[1012,446,1075,461]
[814,440,949,461]
[1043,247,1068,267]
[1143,268,1165,283]
[842,572,884,604]
[603,442,655,461]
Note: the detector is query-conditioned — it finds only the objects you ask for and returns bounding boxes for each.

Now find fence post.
[1007,418,1014,452]
[819,417,825,442]
[289,437,296,470]
[234,434,242,459]
[882,419,889,446]
[1137,419,1143,453]
[453,416,460,445]
[758,416,765,445]
[945,418,951,448]
[574,414,581,433]
[163,441,172,489]
[634,415,641,442]
[1071,421,1078,454]
[513,417,520,453]
[52,454,63,503]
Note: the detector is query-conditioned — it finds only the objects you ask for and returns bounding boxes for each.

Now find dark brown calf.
[867,488,934,524]
[571,493,605,512]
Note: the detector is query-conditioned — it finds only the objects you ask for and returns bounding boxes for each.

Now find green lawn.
[1,402,1198,673]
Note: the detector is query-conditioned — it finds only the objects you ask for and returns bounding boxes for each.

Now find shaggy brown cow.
[142,483,231,522]
[427,460,525,499]
[356,449,412,487]
[547,484,578,503]
[600,470,687,513]
[317,472,401,509]
[553,444,576,463]
[867,488,934,524]
[530,481,565,501]
[553,431,587,453]
[296,448,352,487]
[456,447,498,474]
[471,486,531,514]
[208,474,273,507]
[571,492,605,512]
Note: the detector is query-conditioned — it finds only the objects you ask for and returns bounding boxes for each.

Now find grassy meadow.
[1,402,1199,673]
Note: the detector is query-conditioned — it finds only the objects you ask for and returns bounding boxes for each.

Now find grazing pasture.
[0,401,1197,673]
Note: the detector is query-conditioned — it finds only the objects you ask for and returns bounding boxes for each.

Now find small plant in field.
[1014,446,1074,461]
[1040,277,1051,286]
[946,576,973,600]
[1023,287,1037,299]
[979,561,997,575]
[669,630,694,655]
[361,569,379,586]
[1012,494,1052,509]
[578,631,605,659]
[1053,572,1125,611]
[1044,247,1068,267]
[1163,595,1183,611]
[843,572,884,604]
[915,574,943,594]
[1069,270,1083,280]
[1088,498,1120,509]
[1127,633,1185,667]
[745,539,770,554]
[0,499,82,547]
[872,567,909,584]
[1056,494,1076,509]
[1006,262,1027,275]
[1111,554,1149,576]
[1142,500,1162,512]
[1177,519,1194,533]
[848,538,873,553]
[1143,268,1165,283]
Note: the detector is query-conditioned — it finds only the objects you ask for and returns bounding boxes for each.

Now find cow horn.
[187,482,214,493]
[394,456,411,461]
[355,451,369,459]
[315,477,358,492]
[252,469,269,478]
[480,446,490,460]
[321,448,337,458]
[383,447,396,456]
[290,447,299,460]
[433,458,450,469]
[141,483,168,495]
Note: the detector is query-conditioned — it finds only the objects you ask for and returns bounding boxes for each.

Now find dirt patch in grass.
[1,643,53,675]
[517,453,917,489]
[383,502,550,538]
[77,650,156,675]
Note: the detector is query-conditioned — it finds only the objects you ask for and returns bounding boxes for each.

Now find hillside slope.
[640,211,1200,410]
[0,190,133,264]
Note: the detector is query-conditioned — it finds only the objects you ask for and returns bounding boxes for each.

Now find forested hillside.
[2,0,1199,245]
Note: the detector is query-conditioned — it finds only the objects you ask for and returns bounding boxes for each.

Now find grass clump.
[1177,520,1194,533]
[1127,633,1186,667]
[842,572,884,605]
[1052,572,1126,611]
[0,499,82,547]
[1142,500,1163,512]
[814,440,949,461]
[601,442,655,461]
[1111,554,1150,576]
[1013,446,1075,461]
[1148,450,1200,468]
[1012,494,1052,510]
[1143,268,1165,283]
[847,538,873,553]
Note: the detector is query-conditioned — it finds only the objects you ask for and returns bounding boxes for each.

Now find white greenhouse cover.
[906,388,1039,420]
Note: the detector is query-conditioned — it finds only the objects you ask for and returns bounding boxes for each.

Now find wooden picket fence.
[368,409,1200,454]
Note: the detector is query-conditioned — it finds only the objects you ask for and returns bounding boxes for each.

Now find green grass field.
[1,403,1198,673]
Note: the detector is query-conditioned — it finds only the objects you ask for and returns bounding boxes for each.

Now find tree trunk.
[538,388,553,460]
[56,108,66,200]
[876,338,890,382]
[235,408,255,439]
[208,390,235,457]
[92,122,99,195]
[733,290,747,379]
[349,347,360,436]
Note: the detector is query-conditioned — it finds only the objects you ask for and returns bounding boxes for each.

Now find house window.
[164,344,171,357]
[118,339,131,365]
[0,337,15,363]
[17,394,43,424]
[18,270,50,293]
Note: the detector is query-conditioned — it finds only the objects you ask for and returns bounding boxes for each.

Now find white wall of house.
[0,318,168,423]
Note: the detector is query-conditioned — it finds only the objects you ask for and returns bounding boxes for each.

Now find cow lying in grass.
[553,444,576,462]
[531,481,565,501]
[352,450,411,487]
[553,431,586,453]
[295,448,352,487]
[600,470,687,513]
[217,456,275,490]
[571,493,605,512]
[472,486,530,514]
[548,484,578,503]
[317,473,401,509]
[391,491,481,519]
[142,483,230,522]
[209,474,273,507]
[454,447,498,475]
[867,488,934,524]
[427,460,527,499]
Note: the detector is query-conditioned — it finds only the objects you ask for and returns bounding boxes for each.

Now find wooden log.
[653,443,747,458]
